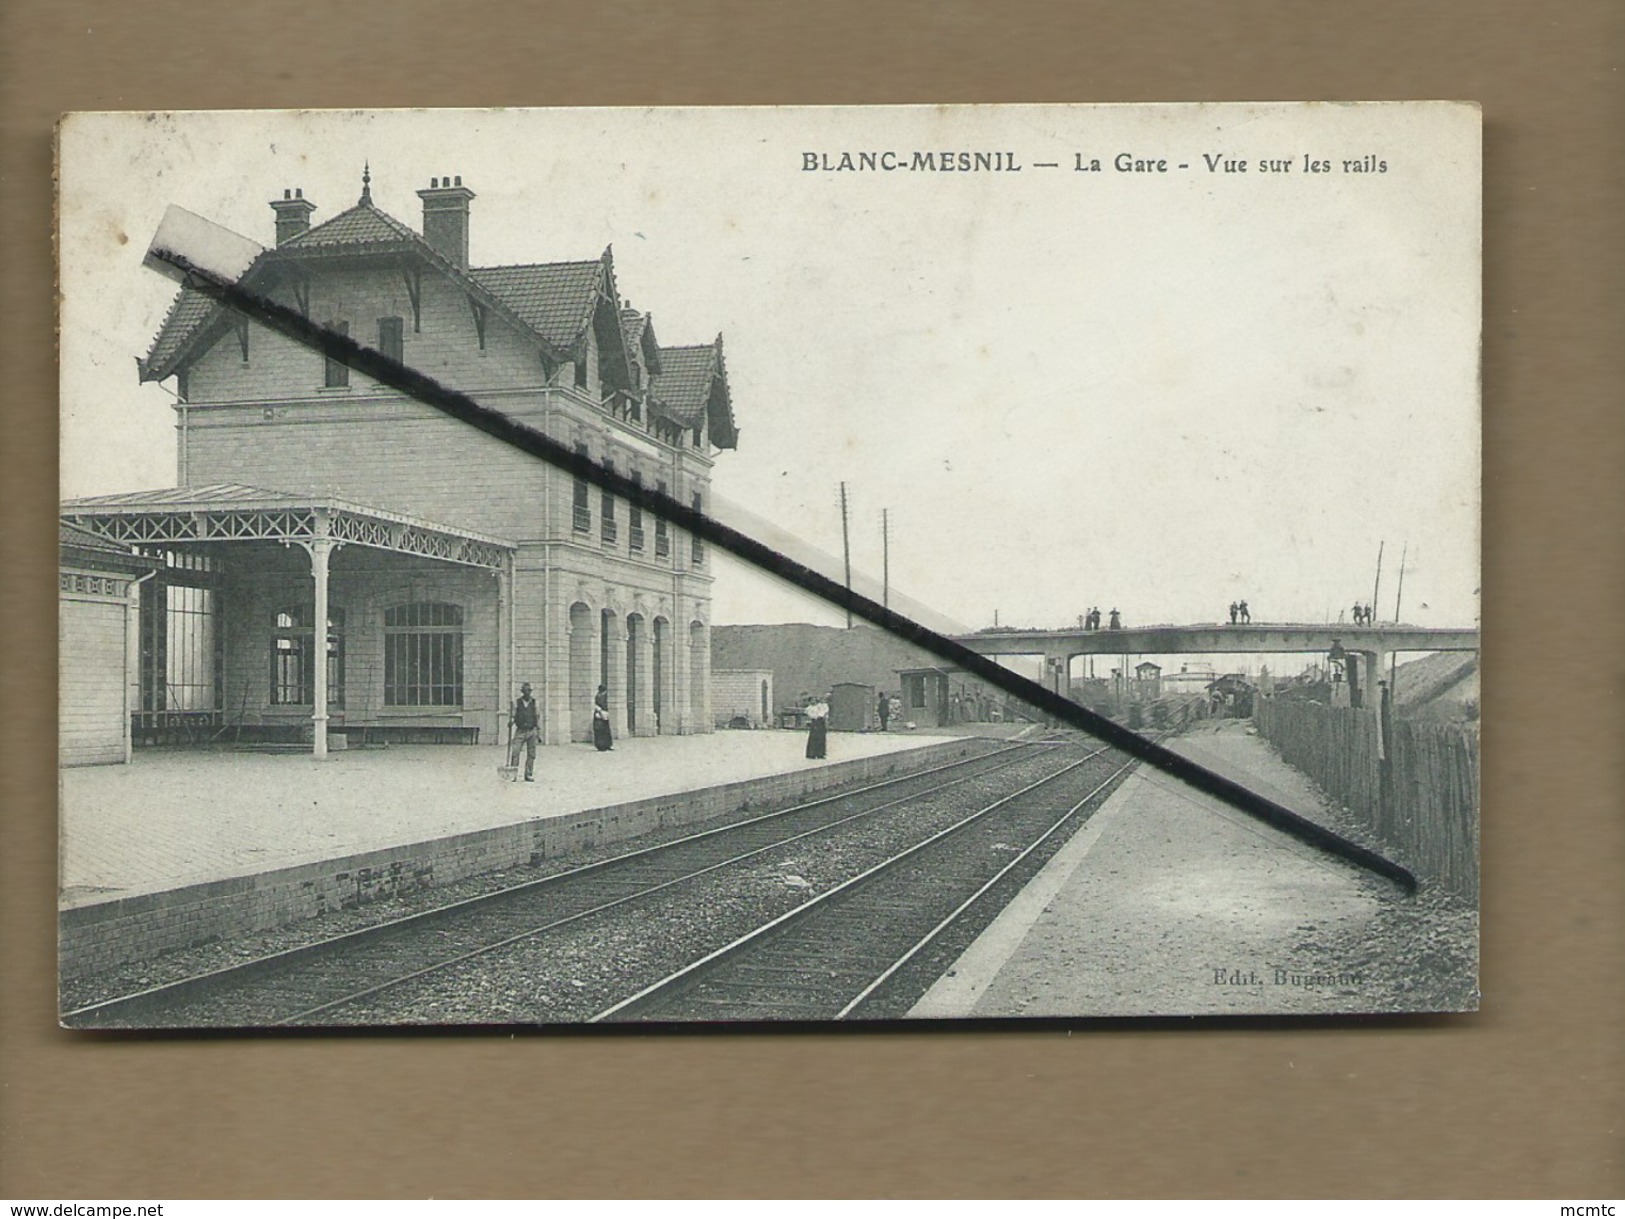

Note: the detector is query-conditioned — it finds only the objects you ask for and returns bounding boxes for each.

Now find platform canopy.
[60,483,514,569]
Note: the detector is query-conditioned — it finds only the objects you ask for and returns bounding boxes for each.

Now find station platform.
[910,720,1395,1018]
[59,727,986,981]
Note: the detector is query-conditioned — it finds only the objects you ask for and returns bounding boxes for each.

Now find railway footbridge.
[957,623,1479,709]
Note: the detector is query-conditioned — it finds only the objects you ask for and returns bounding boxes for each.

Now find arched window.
[271,605,345,707]
[384,602,463,706]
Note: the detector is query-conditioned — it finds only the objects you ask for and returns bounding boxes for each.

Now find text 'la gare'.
[1077,152,1389,173]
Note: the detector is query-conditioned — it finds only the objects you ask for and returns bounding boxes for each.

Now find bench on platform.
[333,724,481,747]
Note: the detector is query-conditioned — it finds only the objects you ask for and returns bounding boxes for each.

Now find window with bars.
[572,443,592,533]
[601,458,618,544]
[628,470,644,551]
[324,320,350,387]
[690,492,705,564]
[384,602,464,706]
[271,605,345,707]
[378,316,404,364]
[655,481,670,557]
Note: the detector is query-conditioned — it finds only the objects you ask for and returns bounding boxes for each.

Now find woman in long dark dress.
[592,684,614,752]
[804,695,829,760]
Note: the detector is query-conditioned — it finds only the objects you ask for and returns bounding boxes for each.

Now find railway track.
[594,747,1135,1022]
[65,737,1110,1029]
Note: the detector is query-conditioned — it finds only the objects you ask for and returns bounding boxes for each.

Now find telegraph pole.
[839,481,853,628]
[1392,541,1408,624]
[881,507,890,613]
[1370,540,1385,622]
[1390,541,1408,691]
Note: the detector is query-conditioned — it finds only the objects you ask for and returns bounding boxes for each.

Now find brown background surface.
[3,0,1621,1200]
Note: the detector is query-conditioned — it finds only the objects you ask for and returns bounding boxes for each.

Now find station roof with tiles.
[138,170,739,450]
[59,522,163,574]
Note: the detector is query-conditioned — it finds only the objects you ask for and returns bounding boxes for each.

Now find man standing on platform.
[510,682,541,782]
[876,690,891,732]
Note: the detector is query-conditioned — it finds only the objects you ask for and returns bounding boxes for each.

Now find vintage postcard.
[56,104,1480,1027]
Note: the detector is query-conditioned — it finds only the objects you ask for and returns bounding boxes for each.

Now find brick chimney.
[416,175,476,269]
[270,188,316,245]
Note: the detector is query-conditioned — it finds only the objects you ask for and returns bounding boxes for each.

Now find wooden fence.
[1254,697,1479,900]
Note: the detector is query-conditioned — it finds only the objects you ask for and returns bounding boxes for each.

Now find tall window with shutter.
[628,471,645,551]
[378,316,404,364]
[601,458,618,544]
[324,320,350,387]
[655,480,670,557]
[572,443,591,533]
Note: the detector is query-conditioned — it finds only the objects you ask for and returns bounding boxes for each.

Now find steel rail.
[269,743,1065,1025]
[588,746,1112,1023]
[60,739,1034,1026]
[834,757,1138,1018]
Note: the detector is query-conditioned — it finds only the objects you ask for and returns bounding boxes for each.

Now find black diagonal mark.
[147,245,1416,892]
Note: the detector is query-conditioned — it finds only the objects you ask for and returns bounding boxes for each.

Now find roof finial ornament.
[360,161,372,205]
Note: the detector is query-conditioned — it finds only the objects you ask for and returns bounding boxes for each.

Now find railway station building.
[62,170,739,759]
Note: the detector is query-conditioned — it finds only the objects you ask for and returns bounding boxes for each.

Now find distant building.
[1134,660,1163,701]
[62,169,739,756]
[1207,673,1256,718]
[1162,663,1220,692]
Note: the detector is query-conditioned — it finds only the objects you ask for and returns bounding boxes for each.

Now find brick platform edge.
[60,737,992,982]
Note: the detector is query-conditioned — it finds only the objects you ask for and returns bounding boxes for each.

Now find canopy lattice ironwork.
[60,483,513,569]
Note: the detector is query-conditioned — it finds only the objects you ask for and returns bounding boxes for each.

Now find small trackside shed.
[712,668,774,728]
[59,525,161,766]
[828,682,875,732]
[894,666,1011,728]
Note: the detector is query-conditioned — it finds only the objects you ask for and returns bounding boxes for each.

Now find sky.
[58,105,1481,640]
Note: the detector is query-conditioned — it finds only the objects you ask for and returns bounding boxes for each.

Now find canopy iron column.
[297,511,341,759]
